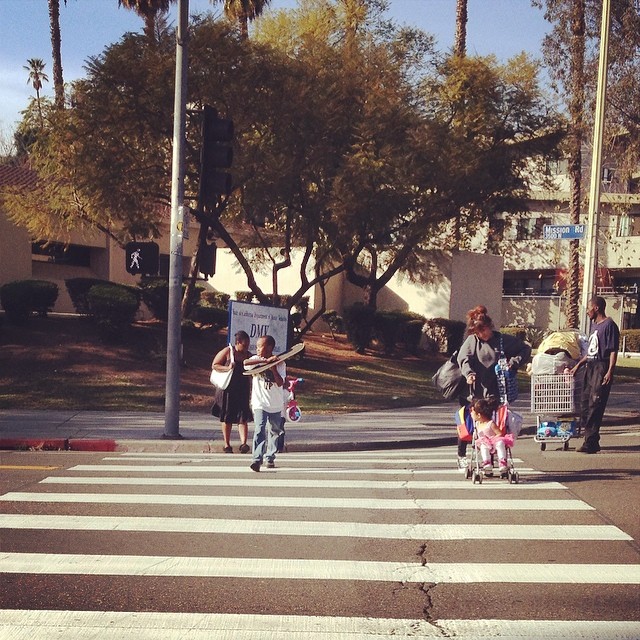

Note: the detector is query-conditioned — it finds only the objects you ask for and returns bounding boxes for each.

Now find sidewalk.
[0,382,638,453]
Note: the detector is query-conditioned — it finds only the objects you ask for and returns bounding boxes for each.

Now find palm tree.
[48,0,65,108]
[565,0,586,329]
[118,0,175,41]
[24,58,49,126]
[454,0,468,57]
[214,0,272,40]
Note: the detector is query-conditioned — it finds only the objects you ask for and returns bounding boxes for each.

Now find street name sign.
[543,224,586,240]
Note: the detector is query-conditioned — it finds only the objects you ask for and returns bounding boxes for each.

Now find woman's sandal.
[239,443,250,454]
[223,445,233,453]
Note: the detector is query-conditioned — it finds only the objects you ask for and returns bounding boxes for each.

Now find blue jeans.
[252,409,283,463]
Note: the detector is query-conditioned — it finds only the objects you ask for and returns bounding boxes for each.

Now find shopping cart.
[531,373,581,451]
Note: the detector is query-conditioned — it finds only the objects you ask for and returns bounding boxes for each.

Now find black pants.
[580,360,613,450]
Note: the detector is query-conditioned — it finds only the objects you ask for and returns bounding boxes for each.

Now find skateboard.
[243,342,305,376]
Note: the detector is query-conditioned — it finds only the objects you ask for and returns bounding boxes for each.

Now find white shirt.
[251,362,286,413]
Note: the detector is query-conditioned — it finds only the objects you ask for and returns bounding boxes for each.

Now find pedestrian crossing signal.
[125,242,159,275]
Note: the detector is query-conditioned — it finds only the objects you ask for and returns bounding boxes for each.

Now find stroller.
[463,404,522,485]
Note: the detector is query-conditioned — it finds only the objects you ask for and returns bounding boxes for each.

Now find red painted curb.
[0,438,67,451]
[67,439,117,452]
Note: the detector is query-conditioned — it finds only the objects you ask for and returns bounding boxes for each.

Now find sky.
[0,0,552,139]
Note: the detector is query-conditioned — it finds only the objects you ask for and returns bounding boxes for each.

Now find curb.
[0,438,117,452]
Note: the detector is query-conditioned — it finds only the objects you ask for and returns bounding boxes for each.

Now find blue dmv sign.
[542,224,586,240]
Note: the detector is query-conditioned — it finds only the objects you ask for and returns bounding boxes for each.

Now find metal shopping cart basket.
[531,373,582,451]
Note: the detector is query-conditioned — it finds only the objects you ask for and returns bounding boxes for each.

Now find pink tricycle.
[284,377,304,423]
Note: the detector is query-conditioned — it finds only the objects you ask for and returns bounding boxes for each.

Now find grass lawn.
[1,315,638,414]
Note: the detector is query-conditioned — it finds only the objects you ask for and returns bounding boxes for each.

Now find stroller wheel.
[465,466,472,480]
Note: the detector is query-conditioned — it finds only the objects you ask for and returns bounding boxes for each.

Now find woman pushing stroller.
[455,305,531,470]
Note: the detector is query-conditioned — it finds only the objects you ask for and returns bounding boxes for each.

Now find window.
[617,215,640,237]
[546,158,569,175]
[31,241,91,267]
[516,218,536,241]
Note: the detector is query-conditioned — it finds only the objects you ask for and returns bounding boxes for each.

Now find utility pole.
[580,0,610,334]
[164,0,189,439]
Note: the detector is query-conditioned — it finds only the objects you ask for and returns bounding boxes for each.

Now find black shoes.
[239,443,251,454]
[250,461,261,472]
[576,444,601,454]
[266,461,275,469]
[223,445,233,453]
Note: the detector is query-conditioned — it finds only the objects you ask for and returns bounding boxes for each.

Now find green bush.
[422,318,466,355]
[400,318,426,354]
[190,304,229,329]
[139,277,169,320]
[28,280,59,316]
[200,291,230,309]
[1,281,33,324]
[87,283,140,340]
[322,310,345,335]
[344,303,376,354]
[65,278,111,316]
[234,291,254,303]
[0,279,59,324]
[621,329,640,352]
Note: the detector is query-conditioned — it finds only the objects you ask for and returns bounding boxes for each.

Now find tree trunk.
[454,0,468,57]
[48,0,64,108]
[565,0,585,329]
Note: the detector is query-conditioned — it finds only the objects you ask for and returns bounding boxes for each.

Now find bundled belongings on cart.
[529,330,587,375]
[529,330,586,451]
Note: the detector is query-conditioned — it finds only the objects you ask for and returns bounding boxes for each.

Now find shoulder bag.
[210,345,234,390]
[432,351,466,401]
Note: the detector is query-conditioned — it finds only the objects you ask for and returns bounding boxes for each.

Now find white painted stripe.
[1,554,638,583]
[103,456,504,465]
[0,610,443,640]
[0,514,630,541]
[40,476,568,490]
[3,611,639,640]
[3,611,640,640]
[0,492,590,510]
[438,619,640,639]
[68,464,540,476]
[119,449,461,458]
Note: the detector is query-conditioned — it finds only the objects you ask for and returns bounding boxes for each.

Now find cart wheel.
[540,442,546,452]
[563,441,569,451]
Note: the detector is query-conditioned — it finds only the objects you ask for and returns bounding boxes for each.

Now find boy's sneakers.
[457,457,468,472]
[266,461,275,469]
[482,461,493,477]
[250,461,261,472]
[498,459,508,473]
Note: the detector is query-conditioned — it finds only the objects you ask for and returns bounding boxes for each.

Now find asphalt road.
[0,432,639,639]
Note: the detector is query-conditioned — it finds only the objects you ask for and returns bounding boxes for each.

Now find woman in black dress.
[211,330,253,453]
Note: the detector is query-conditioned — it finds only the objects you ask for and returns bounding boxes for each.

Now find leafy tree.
[4,6,563,337]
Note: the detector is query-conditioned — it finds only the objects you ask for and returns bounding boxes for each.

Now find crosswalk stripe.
[107,455,524,465]
[67,464,540,475]
[120,450,461,458]
[3,611,639,640]
[40,476,567,490]
[0,492,591,510]
[0,514,629,541]
[1,553,638,583]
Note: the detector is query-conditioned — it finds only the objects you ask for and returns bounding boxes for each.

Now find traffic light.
[125,242,159,275]
[200,105,234,209]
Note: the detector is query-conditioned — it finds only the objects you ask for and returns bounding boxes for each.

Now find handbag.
[432,351,466,401]
[210,346,234,390]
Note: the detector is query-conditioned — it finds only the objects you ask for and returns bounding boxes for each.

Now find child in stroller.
[470,395,515,477]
